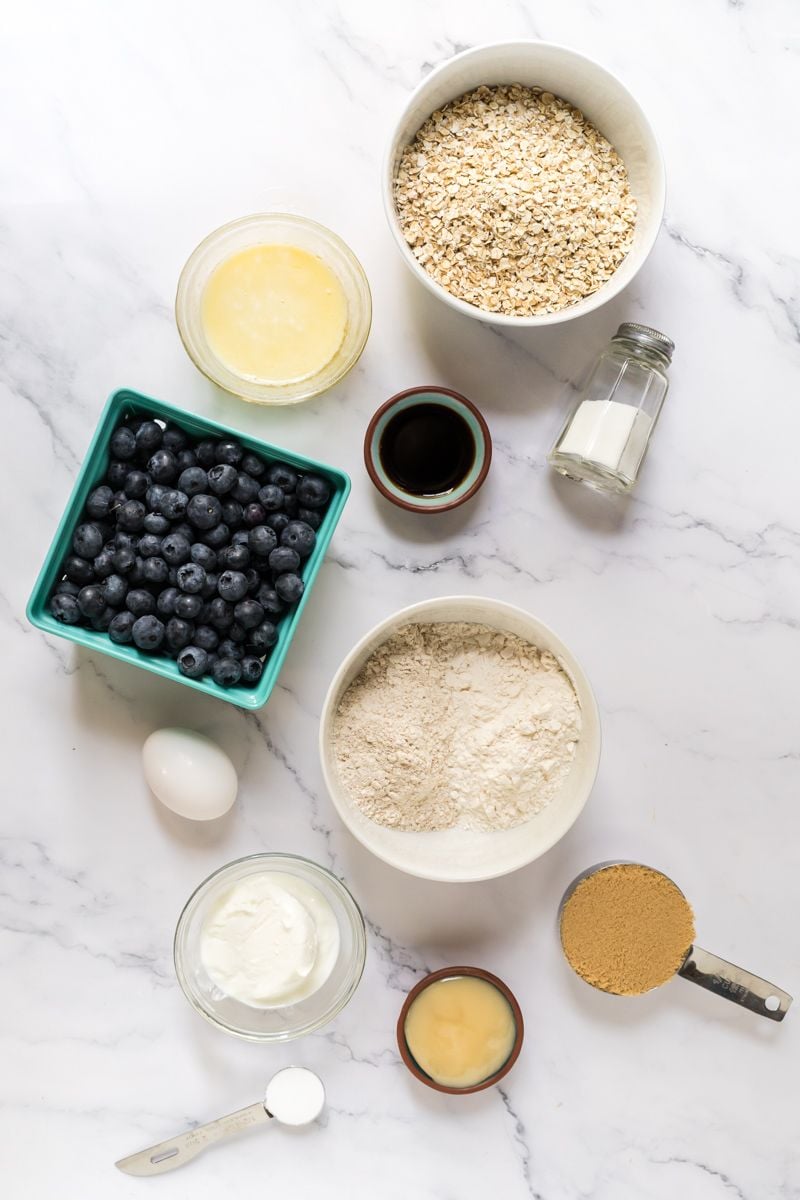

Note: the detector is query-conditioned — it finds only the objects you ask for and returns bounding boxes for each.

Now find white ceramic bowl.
[319,597,601,882]
[382,41,665,328]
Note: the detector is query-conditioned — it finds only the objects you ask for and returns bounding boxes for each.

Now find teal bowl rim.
[26,387,351,709]
[363,386,492,513]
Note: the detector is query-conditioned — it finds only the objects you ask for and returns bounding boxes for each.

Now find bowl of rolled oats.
[383,42,665,326]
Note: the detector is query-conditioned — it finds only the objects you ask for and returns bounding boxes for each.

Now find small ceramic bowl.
[364,386,491,514]
[176,212,372,405]
[397,966,524,1094]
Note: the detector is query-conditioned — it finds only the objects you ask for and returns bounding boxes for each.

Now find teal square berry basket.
[27,388,351,709]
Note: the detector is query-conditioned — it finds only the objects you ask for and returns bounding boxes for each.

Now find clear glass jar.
[548,323,674,494]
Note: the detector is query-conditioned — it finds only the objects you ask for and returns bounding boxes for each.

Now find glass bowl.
[175,213,372,405]
[174,853,366,1041]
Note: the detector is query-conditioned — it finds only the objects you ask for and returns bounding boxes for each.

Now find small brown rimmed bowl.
[364,386,492,514]
[397,966,524,1094]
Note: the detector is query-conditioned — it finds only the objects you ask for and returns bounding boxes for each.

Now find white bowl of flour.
[320,597,601,882]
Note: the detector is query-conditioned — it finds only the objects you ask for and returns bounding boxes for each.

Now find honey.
[403,975,517,1090]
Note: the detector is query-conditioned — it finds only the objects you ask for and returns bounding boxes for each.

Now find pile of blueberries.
[49,415,331,688]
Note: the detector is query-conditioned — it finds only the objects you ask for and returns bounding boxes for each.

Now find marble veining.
[2,0,799,1196]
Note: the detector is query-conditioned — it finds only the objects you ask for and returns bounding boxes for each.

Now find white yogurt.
[200,872,340,1008]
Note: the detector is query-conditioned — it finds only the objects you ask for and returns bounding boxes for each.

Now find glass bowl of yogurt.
[174,853,366,1041]
[175,213,372,405]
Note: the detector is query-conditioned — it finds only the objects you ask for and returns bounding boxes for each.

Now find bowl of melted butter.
[176,213,372,405]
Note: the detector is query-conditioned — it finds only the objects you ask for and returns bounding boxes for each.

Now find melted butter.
[404,975,516,1089]
[201,244,347,385]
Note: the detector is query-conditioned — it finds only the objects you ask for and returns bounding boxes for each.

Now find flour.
[332,622,581,832]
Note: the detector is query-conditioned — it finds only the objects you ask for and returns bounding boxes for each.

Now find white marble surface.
[2,1,799,1195]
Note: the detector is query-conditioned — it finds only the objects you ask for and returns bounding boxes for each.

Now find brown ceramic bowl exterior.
[364,386,492,514]
[397,966,524,1094]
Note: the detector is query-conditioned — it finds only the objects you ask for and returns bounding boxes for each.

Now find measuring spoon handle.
[678,945,792,1022]
[116,1102,271,1176]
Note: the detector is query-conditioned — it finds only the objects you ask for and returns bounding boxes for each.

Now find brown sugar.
[560,863,696,995]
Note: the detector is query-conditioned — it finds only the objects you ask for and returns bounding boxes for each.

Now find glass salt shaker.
[548,323,675,494]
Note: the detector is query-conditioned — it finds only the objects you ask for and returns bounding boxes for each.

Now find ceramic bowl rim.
[396,965,524,1093]
[363,386,492,514]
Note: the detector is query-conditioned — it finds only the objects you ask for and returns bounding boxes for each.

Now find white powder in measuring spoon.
[332,622,581,832]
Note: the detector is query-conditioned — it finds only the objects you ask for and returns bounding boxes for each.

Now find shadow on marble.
[364,473,491,545]
[547,470,635,533]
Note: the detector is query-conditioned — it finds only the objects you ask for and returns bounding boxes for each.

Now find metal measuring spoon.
[559,861,792,1022]
[115,1067,325,1177]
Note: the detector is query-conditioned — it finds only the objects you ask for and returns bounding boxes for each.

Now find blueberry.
[145,483,167,512]
[217,638,243,661]
[171,521,195,544]
[132,614,165,651]
[244,503,267,528]
[138,533,162,558]
[234,599,265,630]
[195,440,217,467]
[124,470,150,500]
[114,530,138,550]
[162,425,188,454]
[176,562,206,594]
[135,420,163,456]
[240,656,264,685]
[159,490,188,521]
[107,460,130,489]
[190,543,217,570]
[175,593,203,620]
[245,567,261,594]
[201,571,218,599]
[86,484,114,519]
[212,656,242,688]
[156,587,180,617]
[72,522,104,559]
[77,584,107,618]
[246,620,278,653]
[217,570,248,602]
[93,550,115,579]
[178,466,208,496]
[207,463,237,495]
[175,448,197,472]
[207,597,234,629]
[232,472,259,504]
[55,580,81,597]
[215,440,243,466]
[64,555,95,585]
[112,545,136,575]
[201,522,230,549]
[108,610,136,643]
[265,463,298,492]
[126,588,156,617]
[296,473,330,509]
[187,494,222,530]
[265,512,290,535]
[268,546,300,574]
[91,606,117,632]
[218,543,250,572]
[194,625,219,652]
[248,525,278,557]
[161,531,191,565]
[165,617,194,652]
[177,645,209,679]
[232,529,251,547]
[228,621,247,643]
[297,507,323,531]
[127,556,146,586]
[117,500,146,531]
[283,493,299,518]
[255,584,284,615]
[103,574,128,607]
[51,593,81,624]
[198,600,216,624]
[110,425,137,460]
[147,449,178,484]
[221,500,244,529]
[257,484,284,512]
[275,573,305,603]
[241,452,265,478]
[142,557,169,586]
[281,520,316,557]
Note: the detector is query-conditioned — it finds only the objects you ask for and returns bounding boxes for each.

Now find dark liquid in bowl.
[379,404,475,497]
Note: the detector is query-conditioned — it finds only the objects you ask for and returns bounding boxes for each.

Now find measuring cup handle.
[116,1102,271,1176]
[678,945,792,1022]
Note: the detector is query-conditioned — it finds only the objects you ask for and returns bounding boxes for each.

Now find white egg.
[142,728,238,820]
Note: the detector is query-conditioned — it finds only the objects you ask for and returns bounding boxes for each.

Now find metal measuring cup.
[559,861,792,1022]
